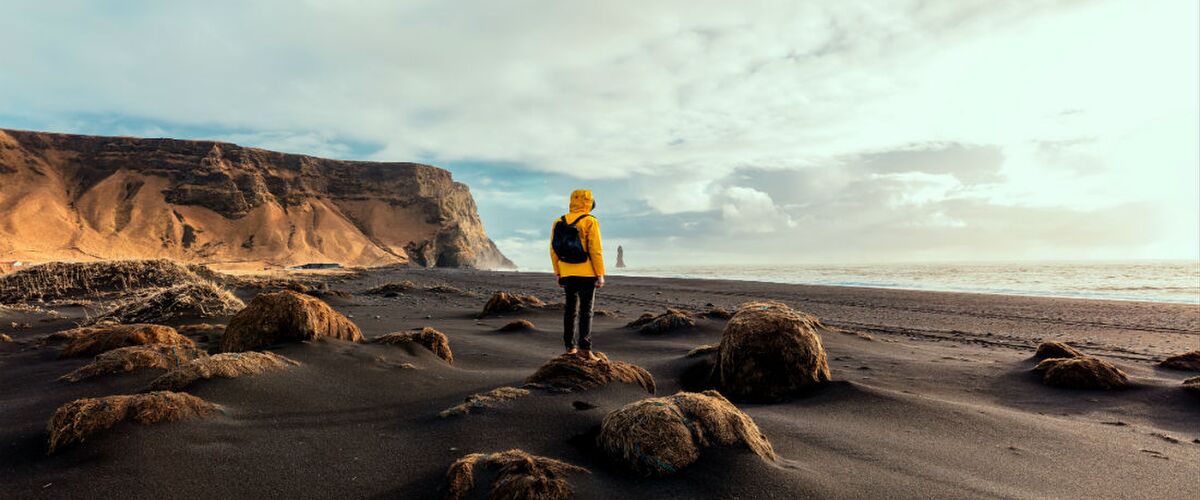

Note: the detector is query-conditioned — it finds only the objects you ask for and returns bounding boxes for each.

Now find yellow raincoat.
[550,189,605,277]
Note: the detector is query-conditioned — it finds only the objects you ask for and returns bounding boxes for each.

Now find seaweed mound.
[439,387,531,418]
[635,309,696,335]
[445,449,588,500]
[1035,341,1084,359]
[47,391,220,453]
[92,282,244,325]
[597,390,777,477]
[1160,351,1200,371]
[686,344,718,358]
[1034,356,1128,390]
[0,259,222,304]
[478,292,545,318]
[1184,377,1200,396]
[220,290,362,352]
[61,344,207,382]
[45,324,194,358]
[716,301,831,402]
[498,319,537,332]
[364,281,416,296]
[526,352,655,394]
[148,351,299,391]
[373,327,454,364]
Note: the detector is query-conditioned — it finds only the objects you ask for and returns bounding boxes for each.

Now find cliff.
[0,129,513,269]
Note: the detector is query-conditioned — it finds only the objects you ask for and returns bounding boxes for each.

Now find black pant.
[561,276,597,350]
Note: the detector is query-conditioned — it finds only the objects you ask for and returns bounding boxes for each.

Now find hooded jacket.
[550,189,605,278]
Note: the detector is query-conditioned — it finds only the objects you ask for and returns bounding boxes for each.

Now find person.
[550,189,605,360]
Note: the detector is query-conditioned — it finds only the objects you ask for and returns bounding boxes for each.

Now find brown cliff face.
[0,129,513,269]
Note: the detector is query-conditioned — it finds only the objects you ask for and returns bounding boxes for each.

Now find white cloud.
[1,0,1196,263]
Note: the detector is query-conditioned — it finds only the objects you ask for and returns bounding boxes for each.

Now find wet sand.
[2,268,1198,499]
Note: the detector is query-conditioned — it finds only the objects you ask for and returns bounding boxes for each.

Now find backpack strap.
[568,214,592,226]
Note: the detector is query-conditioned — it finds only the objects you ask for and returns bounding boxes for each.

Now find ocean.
[607,261,1200,304]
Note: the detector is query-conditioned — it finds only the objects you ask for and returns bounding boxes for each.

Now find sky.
[2,0,1197,270]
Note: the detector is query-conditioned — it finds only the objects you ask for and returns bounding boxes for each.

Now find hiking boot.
[579,349,599,361]
[566,347,579,356]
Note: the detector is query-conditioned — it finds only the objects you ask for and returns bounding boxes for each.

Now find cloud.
[0,0,1196,268]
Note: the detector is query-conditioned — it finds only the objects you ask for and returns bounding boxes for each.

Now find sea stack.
[616,245,626,268]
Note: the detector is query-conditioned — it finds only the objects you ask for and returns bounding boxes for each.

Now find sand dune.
[0,268,1197,498]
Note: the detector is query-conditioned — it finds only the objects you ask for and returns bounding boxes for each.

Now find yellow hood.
[568,189,594,214]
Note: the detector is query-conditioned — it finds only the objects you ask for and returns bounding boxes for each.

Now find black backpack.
[552,214,592,263]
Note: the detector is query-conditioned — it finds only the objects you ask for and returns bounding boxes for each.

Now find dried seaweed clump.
[364,281,416,296]
[0,333,12,343]
[597,390,777,477]
[439,387,531,418]
[478,292,546,318]
[716,301,831,402]
[220,290,362,352]
[636,309,696,334]
[47,391,219,453]
[1160,351,1200,371]
[686,344,718,358]
[498,319,537,332]
[1034,341,1084,359]
[61,344,208,382]
[1034,356,1128,390]
[148,351,299,391]
[92,282,245,325]
[45,324,194,358]
[1184,377,1200,396]
[526,352,655,394]
[445,449,588,500]
[373,327,454,364]
[0,259,220,303]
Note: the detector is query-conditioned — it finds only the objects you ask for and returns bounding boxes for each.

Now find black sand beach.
[2,268,1198,499]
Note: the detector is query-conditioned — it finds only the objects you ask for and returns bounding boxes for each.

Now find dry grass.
[1034,356,1128,390]
[716,301,831,402]
[526,352,655,394]
[92,282,245,325]
[220,290,362,352]
[498,319,537,332]
[624,312,656,329]
[1035,341,1084,359]
[597,390,777,477]
[47,391,220,453]
[148,351,299,391]
[1184,377,1200,396]
[44,324,194,358]
[636,309,696,334]
[373,327,453,364]
[445,449,588,500]
[1160,351,1200,371]
[364,281,416,295]
[0,259,221,304]
[61,344,208,382]
[0,333,11,343]
[439,386,531,418]
[686,344,718,358]
[478,291,546,318]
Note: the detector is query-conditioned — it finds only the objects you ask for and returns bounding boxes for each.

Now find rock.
[1034,341,1084,359]
[220,290,362,351]
[0,129,512,269]
[1160,351,1200,371]
[716,301,831,402]
[1034,356,1128,390]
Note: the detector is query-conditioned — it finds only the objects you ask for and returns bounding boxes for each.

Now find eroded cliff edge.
[0,129,514,269]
